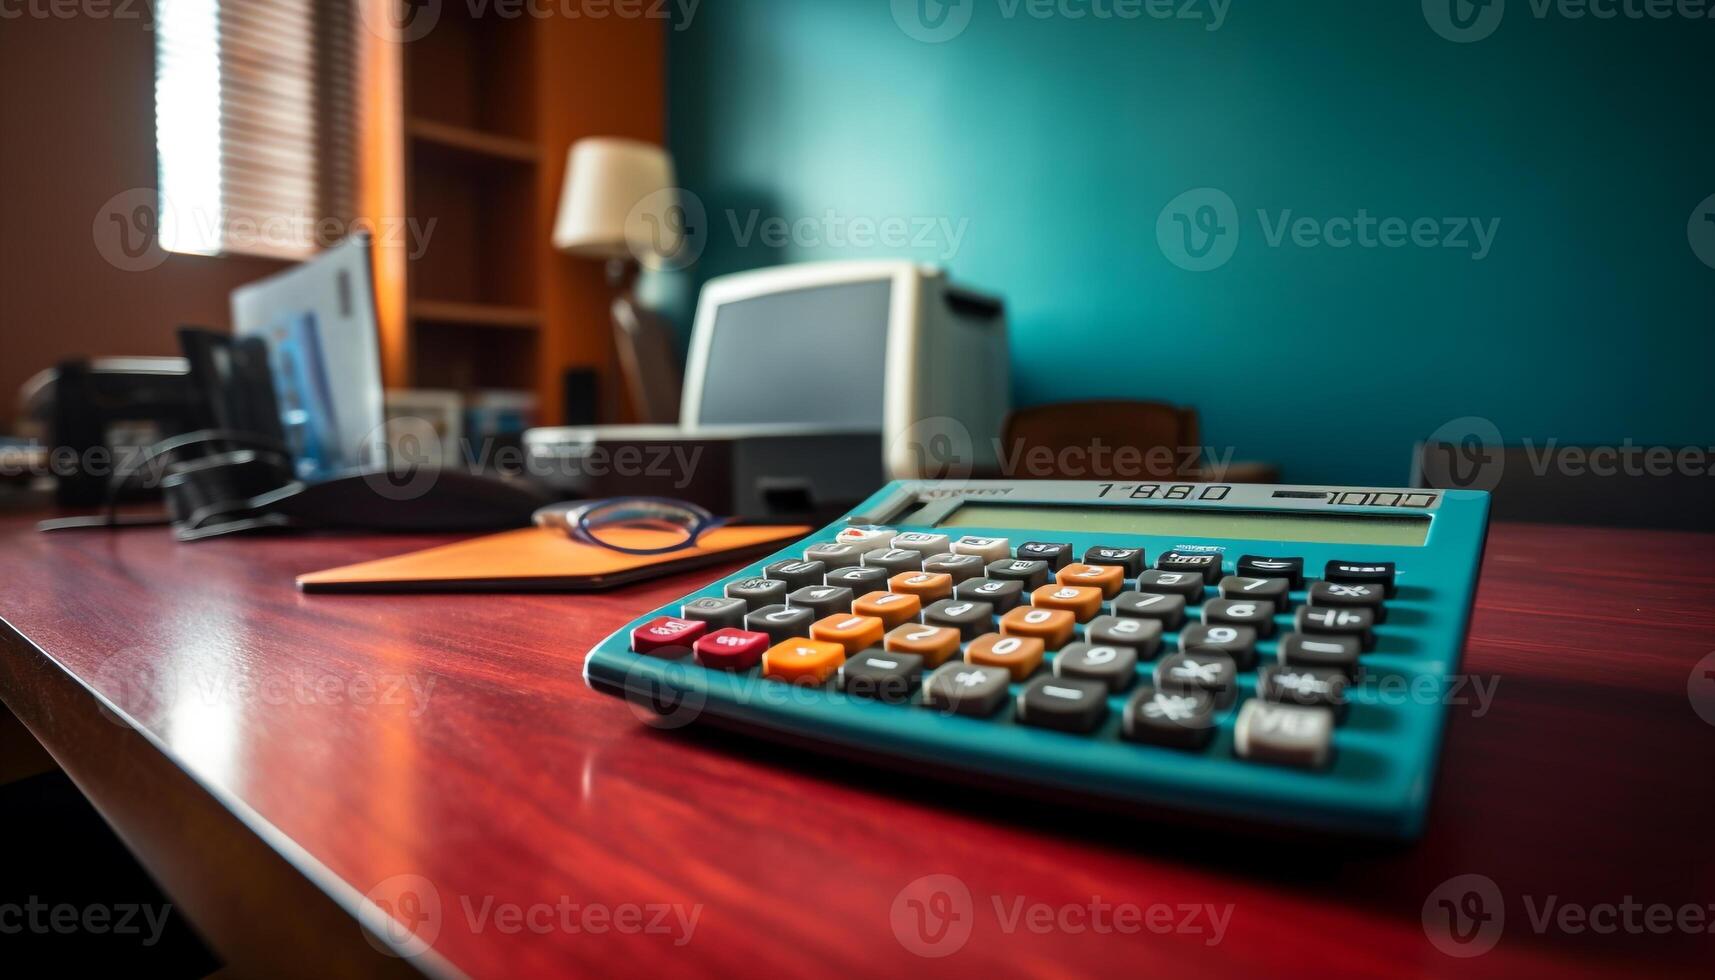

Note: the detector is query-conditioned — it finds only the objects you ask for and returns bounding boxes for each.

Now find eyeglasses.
[532,497,725,555]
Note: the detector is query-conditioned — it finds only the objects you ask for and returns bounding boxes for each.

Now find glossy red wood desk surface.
[1,517,1712,978]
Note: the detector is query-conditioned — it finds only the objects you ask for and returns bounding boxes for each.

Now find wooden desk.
[1,517,1711,977]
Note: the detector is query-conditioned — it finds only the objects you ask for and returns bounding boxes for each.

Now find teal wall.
[664,0,1713,486]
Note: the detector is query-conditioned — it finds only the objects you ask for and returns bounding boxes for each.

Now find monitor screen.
[695,279,892,428]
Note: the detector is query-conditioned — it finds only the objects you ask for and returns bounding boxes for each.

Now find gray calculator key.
[745,604,816,644]
[985,558,1050,590]
[1234,700,1335,769]
[863,548,925,575]
[955,577,1024,613]
[1122,685,1217,749]
[1133,570,1205,601]
[1296,606,1375,650]
[1084,546,1145,577]
[922,599,993,640]
[725,577,788,611]
[765,559,827,591]
[787,585,854,619]
[1112,591,1187,630]
[1084,615,1162,658]
[1015,676,1109,733]
[922,552,986,583]
[1237,555,1303,589]
[805,542,863,567]
[922,662,1012,717]
[1324,560,1396,597]
[1178,623,1258,670]
[839,650,924,703]
[1201,598,1276,638]
[1155,551,1222,585]
[1277,633,1363,679]
[681,596,748,631]
[1052,642,1138,692]
[1308,580,1388,622]
[1258,665,1349,719]
[1218,575,1290,605]
[889,531,950,556]
[1017,541,1074,570]
[826,565,890,592]
[1156,651,1239,708]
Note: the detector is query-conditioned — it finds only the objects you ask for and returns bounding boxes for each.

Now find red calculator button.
[631,616,707,656]
[694,628,770,670]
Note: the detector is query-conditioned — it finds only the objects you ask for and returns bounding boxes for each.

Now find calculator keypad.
[629,527,1425,777]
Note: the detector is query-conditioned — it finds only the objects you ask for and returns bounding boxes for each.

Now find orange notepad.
[296,524,808,594]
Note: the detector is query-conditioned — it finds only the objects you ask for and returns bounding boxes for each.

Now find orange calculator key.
[965,632,1045,680]
[884,623,963,667]
[763,638,847,684]
[1031,584,1104,622]
[889,571,954,602]
[810,614,886,655]
[999,605,1076,649]
[852,591,922,628]
[1057,563,1126,599]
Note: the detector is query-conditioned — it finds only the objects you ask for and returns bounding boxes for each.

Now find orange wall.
[0,16,286,433]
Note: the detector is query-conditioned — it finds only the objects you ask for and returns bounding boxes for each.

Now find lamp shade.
[552,138,677,261]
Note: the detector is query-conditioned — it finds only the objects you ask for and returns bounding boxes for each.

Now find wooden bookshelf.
[361,2,665,426]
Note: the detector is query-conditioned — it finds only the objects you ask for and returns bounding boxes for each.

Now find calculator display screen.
[938,504,1430,546]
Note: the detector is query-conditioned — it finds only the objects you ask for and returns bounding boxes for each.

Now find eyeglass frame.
[532,497,726,555]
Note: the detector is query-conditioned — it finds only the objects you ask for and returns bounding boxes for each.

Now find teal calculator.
[585,481,1490,839]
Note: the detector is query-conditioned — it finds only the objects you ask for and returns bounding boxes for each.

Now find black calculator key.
[864,548,925,575]
[681,596,749,631]
[955,577,1024,613]
[1017,541,1074,570]
[1015,676,1109,733]
[1218,575,1290,606]
[1155,551,1222,585]
[765,559,827,592]
[1083,545,1145,577]
[826,565,890,592]
[1295,606,1375,650]
[1085,614,1162,658]
[1133,570,1205,601]
[986,558,1050,591]
[1325,560,1396,597]
[922,662,1012,717]
[1156,651,1239,707]
[1122,685,1217,749]
[1201,598,1277,638]
[1258,665,1349,719]
[725,577,788,611]
[1234,700,1335,769]
[922,599,994,640]
[745,604,816,644]
[1178,624,1258,670]
[1111,590,1187,630]
[1277,633,1363,679]
[1307,580,1388,622]
[804,542,863,567]
[787,585,854,619]
[923,552,986,583]
[1052,642,1138,692]
[1237,555,1303,589]
[838,650,924,703]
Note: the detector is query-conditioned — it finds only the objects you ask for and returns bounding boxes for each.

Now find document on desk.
[296,524,808,593]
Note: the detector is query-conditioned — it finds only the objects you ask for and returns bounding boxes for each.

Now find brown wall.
[0,15,286,433]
